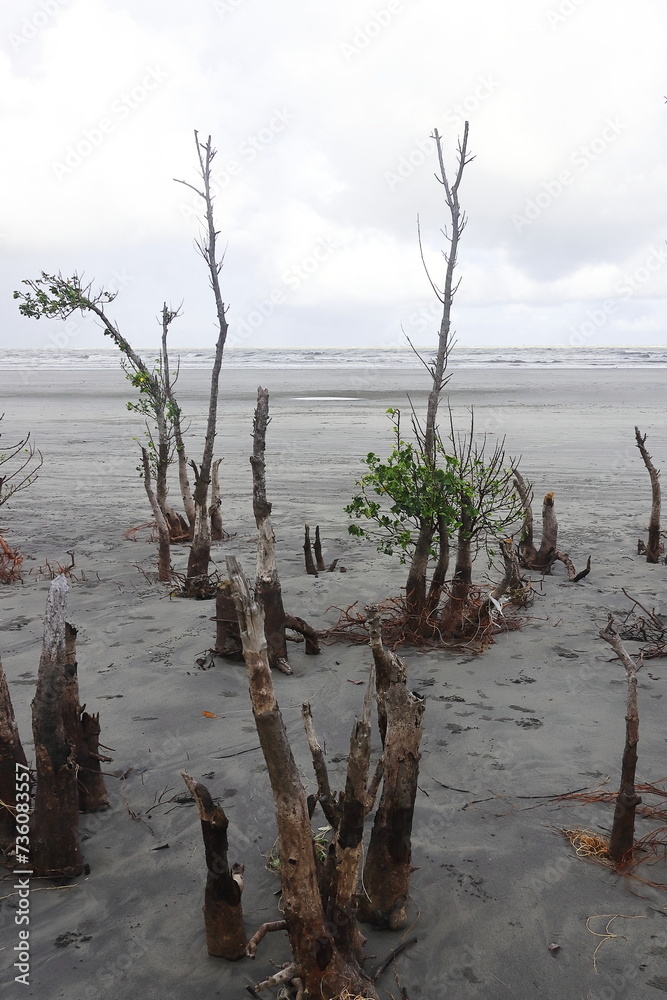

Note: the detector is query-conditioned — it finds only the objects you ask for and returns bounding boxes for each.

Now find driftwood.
[212,581,244,660]
[30,576,84,877]
[513,474,591,581]
[226,555,378,998]
[358,607,424,929]
[0,655,28,847]
[181,772,247,959]
[251,388,291,673]
[599,617,642,864]
[634,427,662,563]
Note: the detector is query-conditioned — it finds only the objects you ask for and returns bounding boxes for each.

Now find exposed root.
[322,589,522,653]
[0,535,23,583]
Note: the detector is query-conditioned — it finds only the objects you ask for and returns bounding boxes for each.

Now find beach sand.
[1,364,666,999]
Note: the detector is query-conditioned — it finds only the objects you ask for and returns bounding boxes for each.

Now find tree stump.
[600,618,642,864]
[181,773,247,959]
[226,555,378,998]
[358,607,424,929]
[30,576,84,877]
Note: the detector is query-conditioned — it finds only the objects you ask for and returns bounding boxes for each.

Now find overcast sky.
[1,0,666,351]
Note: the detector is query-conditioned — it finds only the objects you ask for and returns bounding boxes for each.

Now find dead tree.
[226,555,378,999]
[358,607,424,929]
[404,124,473,620]
[250,388,290,672]
[302,670,376,964]
[0,416,43,512]
[635,426,662,563]
[175,134,228,598]
[513,473,591,581]
[30,576,84,877]
[0,655,28,846]
[314,526,326,572]
[181,772,247,959]
[599,617,642,864]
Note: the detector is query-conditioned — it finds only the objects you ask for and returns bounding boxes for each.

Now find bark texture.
[0,655,28,846]
[599,619,642,864]
[226,555,378,998]
[358,607,424,929]
[181,772,247,959]
[141,447,171,581]
[213,581,244,660]
[30,576,84,877]
[251,388,290,672]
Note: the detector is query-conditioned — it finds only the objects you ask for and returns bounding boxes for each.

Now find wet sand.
[0,365,666,999]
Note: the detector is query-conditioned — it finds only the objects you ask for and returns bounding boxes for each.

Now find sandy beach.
[1,364,666,999]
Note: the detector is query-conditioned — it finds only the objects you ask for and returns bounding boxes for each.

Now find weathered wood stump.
[181,772,247,959]
[30,576,84,877]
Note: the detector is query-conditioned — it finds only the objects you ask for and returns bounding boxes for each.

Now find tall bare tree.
[404,123,474,620]
[174,132,228,597]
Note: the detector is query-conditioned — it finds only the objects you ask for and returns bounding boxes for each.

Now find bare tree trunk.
[0,655,27,847]
[142,448,171,581]
[210,458,224,540]
[512,468,534,561]
[323,670,374,963]
[213,581,244,660]
[599,618,642,864]
[160,304,195,531]
[359,608,424,930]
[404,124,472,619]
[314,526,326,572]
[405,518,433,620]
[303,524,318,576]
[177,134,229,597]
[635,426,662,563]
[226,556,377,998]
[181,773,247,959]
[441,516,474,637]
[426,514,450,613]
[490,537,523,602]
[30,576,84,877]
[251,388,290,673]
